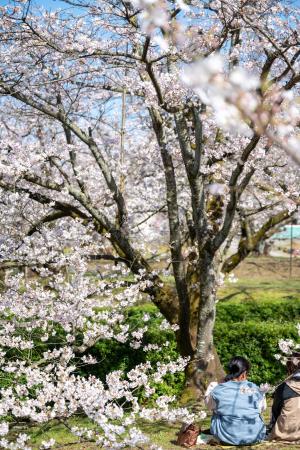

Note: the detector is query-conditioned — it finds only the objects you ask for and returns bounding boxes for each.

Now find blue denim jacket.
[210,380,266,445]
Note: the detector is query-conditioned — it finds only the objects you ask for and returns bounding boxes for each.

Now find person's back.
[206,356,266,446]
[269,353,300,442]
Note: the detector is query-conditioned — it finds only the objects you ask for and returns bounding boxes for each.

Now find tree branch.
[212,134,260,251]
[150,108,193,355]
[0,83,128,230]
[222,209,292,273]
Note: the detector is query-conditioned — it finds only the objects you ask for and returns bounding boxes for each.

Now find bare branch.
[212,134,260,251]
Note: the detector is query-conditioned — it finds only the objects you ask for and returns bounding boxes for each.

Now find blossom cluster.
[133,0,300,163]
[274,323,300,365]
[183,54,300,163]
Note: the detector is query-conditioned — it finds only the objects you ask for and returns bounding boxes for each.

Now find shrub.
[83,304,185,402]
[216,297,300,324]
[214,320,298,385]
[84,298,299,395]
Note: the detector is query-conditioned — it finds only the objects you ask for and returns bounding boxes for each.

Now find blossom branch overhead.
[133,0,300,164]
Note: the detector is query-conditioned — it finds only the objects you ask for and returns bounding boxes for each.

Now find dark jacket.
[269,370,300,441]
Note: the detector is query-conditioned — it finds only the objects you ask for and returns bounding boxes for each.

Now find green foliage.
[214,320,298,385]
[83,304,185,402]
[214,297,300,384]
[4,295,299,401]
[216,297,300,323]
[84,296,300,396]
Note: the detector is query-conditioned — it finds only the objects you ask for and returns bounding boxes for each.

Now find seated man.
[269,351,300,442]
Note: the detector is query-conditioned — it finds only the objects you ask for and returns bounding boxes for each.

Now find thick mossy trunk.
[180,254,225,403]
[152,255,224,402]
[180,347,224,404]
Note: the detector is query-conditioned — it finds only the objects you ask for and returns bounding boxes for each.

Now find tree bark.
[177,253,225,401]
[181,253,224,401]
[181,347,224,403]
[196,255,218,369]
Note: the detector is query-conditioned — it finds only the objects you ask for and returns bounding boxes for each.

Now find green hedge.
[82,298,299,395]
[214,320,298,385]
[214,298,300,384]
[216,298,300,323]
[5,298,298,399]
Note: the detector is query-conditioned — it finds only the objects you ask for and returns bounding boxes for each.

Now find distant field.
[218,256,300,300]
[228,255,300,281]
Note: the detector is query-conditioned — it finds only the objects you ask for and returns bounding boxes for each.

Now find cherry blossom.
[0,0,300,415]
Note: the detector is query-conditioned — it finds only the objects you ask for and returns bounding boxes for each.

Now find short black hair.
[224,356,251,382]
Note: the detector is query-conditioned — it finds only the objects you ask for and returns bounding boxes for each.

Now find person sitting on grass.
[205,356,266,446]
[268,351,300,442]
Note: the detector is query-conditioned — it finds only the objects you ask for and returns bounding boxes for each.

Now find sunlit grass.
[22,406,300,449]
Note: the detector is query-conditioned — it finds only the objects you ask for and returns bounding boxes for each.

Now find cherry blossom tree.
[0,236,200,449]
[0,0,300,399]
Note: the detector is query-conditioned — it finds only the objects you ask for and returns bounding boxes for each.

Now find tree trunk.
[196,255,217,366]
[0,270,5,291]
[179,254,225,402]
[180,346,224,404]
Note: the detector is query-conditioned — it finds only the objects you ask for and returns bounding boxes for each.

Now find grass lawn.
[24,406,300,449]
[138,413,300,450]
[219,256,300,296]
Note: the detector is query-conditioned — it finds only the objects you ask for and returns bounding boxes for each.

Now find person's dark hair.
[286,352,300,375]
[224,356,251,382]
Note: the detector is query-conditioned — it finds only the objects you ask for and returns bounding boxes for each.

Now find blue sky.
[32,0,300,5]
[0,0,66,9]
[39,0,66,8]
[28,0,70,10]
[1,0,300,8]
